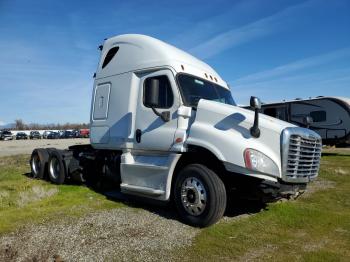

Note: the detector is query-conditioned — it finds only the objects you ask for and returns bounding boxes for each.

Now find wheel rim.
[31,154,41,176]
[49,157,60,180]
[181,177,207,216]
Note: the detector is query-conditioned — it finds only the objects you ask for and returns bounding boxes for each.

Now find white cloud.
[170,0,263,49]
[232,47,350,85]
[189,0,315,59]
[231,67,350,105]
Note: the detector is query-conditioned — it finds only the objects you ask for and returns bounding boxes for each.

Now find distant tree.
[15,119,25,130]
[12,119,89,130]
[29,123,40,130]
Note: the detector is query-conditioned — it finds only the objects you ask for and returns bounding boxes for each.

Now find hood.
[196,99,295,135]
[186,99,296,178]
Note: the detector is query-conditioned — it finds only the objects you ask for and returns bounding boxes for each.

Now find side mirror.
[250,96,261,110]
[145,78,160,107]
[303,116,313,128]
[250,96,261,138]
[145,78,170,122]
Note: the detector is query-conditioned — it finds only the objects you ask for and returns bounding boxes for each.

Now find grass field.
[0,151,349,261]
[183,151,350,261]
[0,155,123,234]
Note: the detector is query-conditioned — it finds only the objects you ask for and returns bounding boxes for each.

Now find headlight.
[244,148,279,177]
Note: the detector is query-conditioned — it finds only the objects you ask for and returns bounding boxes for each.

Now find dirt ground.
[0,138,90,157]
[322,146,350,154]
[0,144,348,261]
[0,208,199,262]
[0,173,334,262]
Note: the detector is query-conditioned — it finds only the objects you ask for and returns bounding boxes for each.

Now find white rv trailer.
[260,97,350,146]
[29,34,322,227]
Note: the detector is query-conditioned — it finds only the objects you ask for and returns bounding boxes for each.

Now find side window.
[310,110,326,122]
[102,46,119,69]
[143,75,174,108]
[276,107,287,121]
[264,107,277,117]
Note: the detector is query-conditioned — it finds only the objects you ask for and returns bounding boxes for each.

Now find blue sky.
[0,0,349,125]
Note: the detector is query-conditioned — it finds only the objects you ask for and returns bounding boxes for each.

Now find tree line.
[13,119,89,130]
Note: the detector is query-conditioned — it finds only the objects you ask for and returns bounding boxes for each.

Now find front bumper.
[259,179,307,201]
[224,171,307,202]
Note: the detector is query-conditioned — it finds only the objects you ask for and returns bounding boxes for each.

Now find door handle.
[136,129,142,143]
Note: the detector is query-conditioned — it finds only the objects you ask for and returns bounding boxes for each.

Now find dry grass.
[16,186,58,207]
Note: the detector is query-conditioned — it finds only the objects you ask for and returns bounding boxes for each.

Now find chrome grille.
[281,127,322,183]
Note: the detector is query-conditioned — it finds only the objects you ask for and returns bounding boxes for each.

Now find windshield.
[177,74,236,107]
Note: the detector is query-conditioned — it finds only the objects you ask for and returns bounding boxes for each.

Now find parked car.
[47,132,60,139]
[72,129,80,138]
[16,132,28,140]
[0,130,14,140]
[42,131,52,139]
[29,131,41,139]
[58,130,65,138]
[61,130,74,139]
[79,129,90,138]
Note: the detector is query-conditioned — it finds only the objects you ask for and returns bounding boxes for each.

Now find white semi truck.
[30,34,322,227]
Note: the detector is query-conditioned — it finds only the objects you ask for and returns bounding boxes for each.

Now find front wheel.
[174,164,227,227]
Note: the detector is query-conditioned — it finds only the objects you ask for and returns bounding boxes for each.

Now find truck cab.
[31,34,322,227]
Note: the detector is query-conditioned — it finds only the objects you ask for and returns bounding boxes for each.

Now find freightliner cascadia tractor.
[30,34,322,227]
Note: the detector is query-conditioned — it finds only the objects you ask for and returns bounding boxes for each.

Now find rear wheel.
[174,164,227,227]
[30,149,49,179]
[48,150,66,184]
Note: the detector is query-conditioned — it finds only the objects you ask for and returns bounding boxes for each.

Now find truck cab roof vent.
[102,46,119,69]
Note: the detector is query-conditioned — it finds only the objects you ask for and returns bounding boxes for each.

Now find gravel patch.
[0,138,89,157]
[0,208,199,262]
[0,179,334,261]
[301,179,336,198]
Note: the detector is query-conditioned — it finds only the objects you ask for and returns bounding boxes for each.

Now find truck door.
[134,69,179,151]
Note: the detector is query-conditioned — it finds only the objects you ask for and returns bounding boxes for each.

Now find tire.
[30,148,49,179]
[174,164,227,227]
[48,150,66,184]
